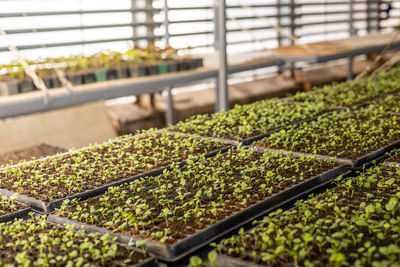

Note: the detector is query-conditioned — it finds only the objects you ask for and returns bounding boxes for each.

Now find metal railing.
[0,0,397,57]
[0,0,399,123]
[167,0,399,52]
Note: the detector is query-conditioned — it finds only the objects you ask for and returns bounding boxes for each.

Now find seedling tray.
[0,214,161,267]
[170,115,322,148]
[254,140,400,171]
[333,140,400,170]
[0,134,144,174]
[241,113,331,147]
[215,254,264,267]
[43,221,164,267]
[161,130,240,147]
[251,146,354,166]
[0,208,32,223]
[47,164,349,262]
[253,106,400,170]
[0,145,232,213]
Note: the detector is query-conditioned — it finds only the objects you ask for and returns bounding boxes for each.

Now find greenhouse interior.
[1,0,400,266]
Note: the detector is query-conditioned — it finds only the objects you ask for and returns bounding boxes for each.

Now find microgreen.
[0,129,225,202]
[0,216,149,266]
[171,98,330,140]
[0,193,27,216]
[288,66,400,107]
[56,146,338,245]
[371,92,400,114]
[254,106,400,160]
[216,165,400,266]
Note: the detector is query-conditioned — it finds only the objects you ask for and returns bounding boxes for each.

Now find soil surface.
[0,219,150,266]
[218,165,400,266]
[388,154,400,163]
[57,149,339,245]
[254,110,400,160]
[0,144,66,166]
[0,134,226,202]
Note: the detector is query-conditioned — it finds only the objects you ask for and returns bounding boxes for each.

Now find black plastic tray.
[46,215,164,267]
[241,112,337,146]
[252,146,354,166]
[251,134,400,171]
[162,130,240,147]
[215,254,265,267]
[0,134,143,174]
[131,257,163,267]
[0,208,32,223]
[7,213,163,267]
[335,140,400,170]
[167,105,332,148]
[256,140,400,171]
[47,164,349,263]
[0,145,232,213]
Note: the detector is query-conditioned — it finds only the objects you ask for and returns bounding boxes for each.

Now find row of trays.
[1,116,399,264]
[0,145,351,262]
[0,58,203,95]
[1,89,400,264]
[7,147,398,266]
[214,156,400,267]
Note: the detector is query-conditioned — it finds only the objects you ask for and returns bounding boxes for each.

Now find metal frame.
[217,0,228,112]
[0,2,394,52]
[0,58,283,120]
[276,37,400,81]
[0,1,399,120]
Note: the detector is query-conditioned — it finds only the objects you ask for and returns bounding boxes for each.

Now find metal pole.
[366,0,380,33]
[277,1,283,74]
[348,0,355,80]
[215,77,220,112]
[349,0,356,36]
[348,55,354,80]
[131,0,138,48]
[217,0,228,111]
[164,0,170,47]
[166,85,174,125]
[213,3,219,51]
[277,1,282,47]
[290,0,296,79]
[145,0,155,46]
[377,0,383,32]
[366,0,372,33]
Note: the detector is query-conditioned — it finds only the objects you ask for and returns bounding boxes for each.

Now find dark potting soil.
[0,134,226,202]
[254,109,400,160]
[217,165,400,266]
[56,149,338,245]
[0,144,66,167]
[0,218,150,266]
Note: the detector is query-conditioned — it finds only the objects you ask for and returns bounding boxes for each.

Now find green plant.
[56,146,338,245]
[288,65,400,108]
[254,106,400,160]
[0,193,27,216]
[0,216,150,265]
[0,129,225,202]
[171,98,331,140]
[216,164,400,266]
[371,92,400,114]
[0,46,195,84]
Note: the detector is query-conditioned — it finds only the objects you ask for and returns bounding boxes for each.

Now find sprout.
[56,146,337,245]
[216,165,400,266]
